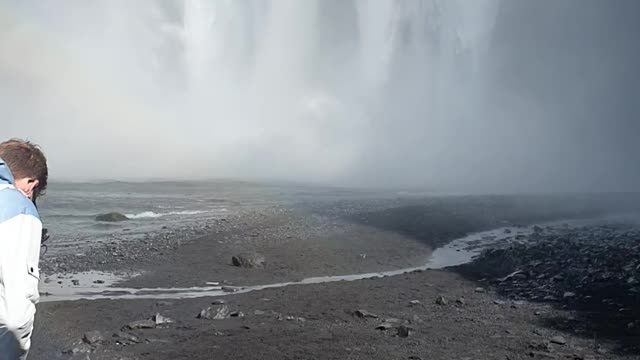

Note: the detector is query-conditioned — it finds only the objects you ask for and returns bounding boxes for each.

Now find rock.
[71,279,80,286]
[231,253,266,268]
[409,300,421,306]
[229,311,245,318]
[63,342,93,355]
[504,228,512,234]
[93,280,105,284]
[197,305,230,320]
[152,313,174,325]
[95,212,129,222]
[222,286,239,293]
[550,336,567,345]
[82,331,105,345]
[456,297,466,305]
[475,287,486,293]
[354,309,378,319]
[396,325,412,338]
[498,270,525,282]
[529,340,553,352]
[562,292,576,299]
[254,310,266,316]
[197,308,212,319]
[375,322,395,330]
[435,295,448,305]
[211,299,226,305]
[285,315,305,322]
[113,332,143,344]
[126,319,155,330]
[493,299,506,305]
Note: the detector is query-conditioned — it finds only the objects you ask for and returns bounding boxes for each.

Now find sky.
[1,0,638,193]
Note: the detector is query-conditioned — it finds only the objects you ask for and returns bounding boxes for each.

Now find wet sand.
[29,194,640,359]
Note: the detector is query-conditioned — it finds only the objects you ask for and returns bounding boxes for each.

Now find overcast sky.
[1,0,638,193]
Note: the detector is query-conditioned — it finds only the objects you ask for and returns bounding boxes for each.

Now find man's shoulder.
[0,186,40,222]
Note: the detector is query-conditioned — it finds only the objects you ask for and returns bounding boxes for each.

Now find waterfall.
[1,0,500,182]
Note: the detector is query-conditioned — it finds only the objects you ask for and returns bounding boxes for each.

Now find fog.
[1,0,638,193]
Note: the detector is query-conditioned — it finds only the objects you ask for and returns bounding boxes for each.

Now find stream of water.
[40,226,527,302]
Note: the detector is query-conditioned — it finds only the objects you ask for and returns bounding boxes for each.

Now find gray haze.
[1,0,638,193]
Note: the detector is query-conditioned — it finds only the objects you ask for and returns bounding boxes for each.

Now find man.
[0,139,48,359]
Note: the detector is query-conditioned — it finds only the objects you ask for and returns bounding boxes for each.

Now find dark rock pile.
[231,252,266,268]
[459,223,640,345]
[464,225,640,305]
[95,212,129,222]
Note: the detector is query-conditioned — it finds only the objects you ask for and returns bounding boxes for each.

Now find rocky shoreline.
[457,223,640,353]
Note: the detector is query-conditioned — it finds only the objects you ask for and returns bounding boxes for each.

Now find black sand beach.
[30,194,640,359]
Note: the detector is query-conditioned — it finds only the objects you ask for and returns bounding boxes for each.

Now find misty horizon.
[2,0,639,193]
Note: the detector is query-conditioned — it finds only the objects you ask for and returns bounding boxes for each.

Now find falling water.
[1,0,500,182]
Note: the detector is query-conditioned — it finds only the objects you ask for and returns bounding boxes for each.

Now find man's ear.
[26,178,40,196]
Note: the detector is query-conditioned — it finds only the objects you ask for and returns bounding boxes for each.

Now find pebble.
[229,311,245,318]
[396,325,412,338]
[197,305,230,320]
[435,295,448,306]
[550,336,566,345]
[375,322,395,330]
[354,309,379,319]
[82,331,105,345]
[113,331,143,344]
[152,313,175,325]
[126,319,155,330]
[62,342,92,355]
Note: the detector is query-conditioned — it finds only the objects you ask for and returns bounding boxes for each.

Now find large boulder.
[95,212,129,222]
[231,253,266,269]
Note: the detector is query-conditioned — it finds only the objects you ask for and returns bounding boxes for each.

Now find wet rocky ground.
[457,223,640,354]
[30,193,640,359]
[33,270,636,360]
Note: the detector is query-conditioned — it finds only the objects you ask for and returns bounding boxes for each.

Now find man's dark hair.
[0,139,48,198]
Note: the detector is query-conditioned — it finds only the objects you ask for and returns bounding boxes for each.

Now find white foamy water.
[125,210,211,219]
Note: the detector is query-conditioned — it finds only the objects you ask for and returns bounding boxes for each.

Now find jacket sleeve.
[0,209,42,355]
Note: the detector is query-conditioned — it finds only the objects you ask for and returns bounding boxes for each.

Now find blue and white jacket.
[0,158,41,357]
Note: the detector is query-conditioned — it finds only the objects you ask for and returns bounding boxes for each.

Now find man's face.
[14,177,40,201]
